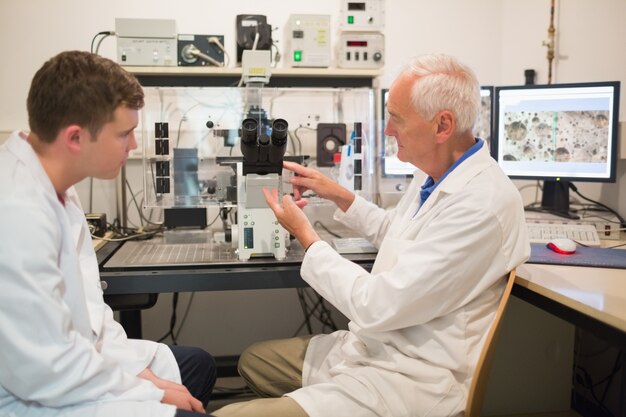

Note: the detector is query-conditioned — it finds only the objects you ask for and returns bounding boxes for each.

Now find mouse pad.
[528,243,626,269]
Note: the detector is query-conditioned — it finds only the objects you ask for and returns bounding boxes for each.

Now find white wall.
[1,0,625,356]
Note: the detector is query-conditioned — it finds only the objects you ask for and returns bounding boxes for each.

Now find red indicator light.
[347,40,368,47]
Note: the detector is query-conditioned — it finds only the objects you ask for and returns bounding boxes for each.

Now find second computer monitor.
[381,86,493,177]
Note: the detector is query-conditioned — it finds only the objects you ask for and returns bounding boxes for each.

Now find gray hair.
[404,54,480,134]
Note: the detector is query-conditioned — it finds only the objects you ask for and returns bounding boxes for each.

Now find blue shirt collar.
[419,138,484,207]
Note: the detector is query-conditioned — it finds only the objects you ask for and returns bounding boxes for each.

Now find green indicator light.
[348,16,354,24]
[294,50,302,62]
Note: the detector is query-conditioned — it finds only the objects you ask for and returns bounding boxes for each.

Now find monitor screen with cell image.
[492,81,620,218]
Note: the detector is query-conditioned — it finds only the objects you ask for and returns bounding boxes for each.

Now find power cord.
[313,221,343,238]
[91,218,163,242]
[574,351,621,417]
[174,293,196,341]
[293,288,338,336]
[208,36,230,66]
[155,292,198,345]
[90,30,115,54]
[157,293,180,345]
[569,183,626,229]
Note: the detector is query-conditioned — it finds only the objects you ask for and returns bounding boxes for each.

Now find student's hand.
[139,368,204,412]
[283,161,355,212]
[138,368,189,394]
[263,187,320,251]
[161,387,205,413]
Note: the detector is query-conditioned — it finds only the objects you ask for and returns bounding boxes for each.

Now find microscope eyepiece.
[269,118,288,163]
[271,119,288,145]
[240,118,259,162]
[240,116,289,168]
[241,118,258,144]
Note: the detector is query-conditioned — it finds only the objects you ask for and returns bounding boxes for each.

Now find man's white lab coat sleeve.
[334,195,398,247]
[98,303,158,374]
[303,200,507,332]
[98,305,181,382]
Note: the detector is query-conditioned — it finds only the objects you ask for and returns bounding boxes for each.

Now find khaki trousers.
[212,336,313,417]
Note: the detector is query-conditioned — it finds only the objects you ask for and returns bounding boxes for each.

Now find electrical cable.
[569,183,626,228]
[573,327,621,417]
[295,288,313,335]
[251,31,260,51]
[271,42,281,68]
[294,126,316,157]
[183,44,222,67]
[293,287,339,336]
[207,210,223,228]
[516,181,541,207]
[94,33,114,55]
[157,293,179,344]
[175,103,202,147]
[174,292,196,340]
[305,289,337,331]
[95,216,163,242]
[91,229,162,242]
[90,31,113,53]
[208,36,229,67]
[313,221,343,238]
[605,242,626,249]
[125,178,145,228]
[598,352,622,395]
[576,206,623,224]
[574,364,618,416]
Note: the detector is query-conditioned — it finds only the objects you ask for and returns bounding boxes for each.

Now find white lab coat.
[0,132,176,417]
[287,143,530,417]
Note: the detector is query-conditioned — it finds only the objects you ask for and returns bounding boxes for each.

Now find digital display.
[348,2,366,10]
[347,40,368,47]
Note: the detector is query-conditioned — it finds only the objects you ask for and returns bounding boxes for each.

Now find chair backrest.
[465,268,516,417]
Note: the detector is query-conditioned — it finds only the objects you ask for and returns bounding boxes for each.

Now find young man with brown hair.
[0,51,215,417]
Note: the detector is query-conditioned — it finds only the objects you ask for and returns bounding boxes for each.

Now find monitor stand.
[539,180,579,220]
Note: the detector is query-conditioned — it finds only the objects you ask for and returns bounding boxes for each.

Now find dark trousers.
[175,410,214,417]
[169,345,217,408]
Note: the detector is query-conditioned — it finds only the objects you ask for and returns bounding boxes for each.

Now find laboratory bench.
[97,233,626,415]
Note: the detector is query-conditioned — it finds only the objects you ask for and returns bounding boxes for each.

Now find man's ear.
[59,125,83,153]
[434,111,455,143]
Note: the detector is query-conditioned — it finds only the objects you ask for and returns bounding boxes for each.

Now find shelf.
[123,66,381,78]
[123,66,381,88]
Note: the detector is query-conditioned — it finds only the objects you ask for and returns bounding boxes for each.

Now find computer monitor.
[381,86,493,177]
[493,81,620,219]
[475,86,494,146]
[380,88,415,176]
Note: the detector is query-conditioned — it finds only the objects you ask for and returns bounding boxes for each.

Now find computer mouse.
[546,238,577,255]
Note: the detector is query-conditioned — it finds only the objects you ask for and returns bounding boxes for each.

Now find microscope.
[232,114,290,261]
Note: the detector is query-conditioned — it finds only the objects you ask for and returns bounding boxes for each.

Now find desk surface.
[98,234,375,294]
[99,234,625,343]
[516,263,626,334]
